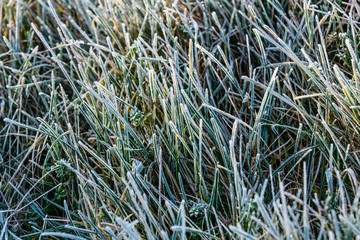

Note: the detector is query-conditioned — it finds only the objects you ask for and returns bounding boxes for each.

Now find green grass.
[1,0,360,239]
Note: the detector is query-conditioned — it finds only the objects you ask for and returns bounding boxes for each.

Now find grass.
[1,0,360,239]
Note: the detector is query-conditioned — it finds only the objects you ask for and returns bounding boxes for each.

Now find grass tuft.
[1,0,360,239]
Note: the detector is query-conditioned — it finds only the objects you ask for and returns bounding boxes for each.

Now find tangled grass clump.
[1,0,360,239]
